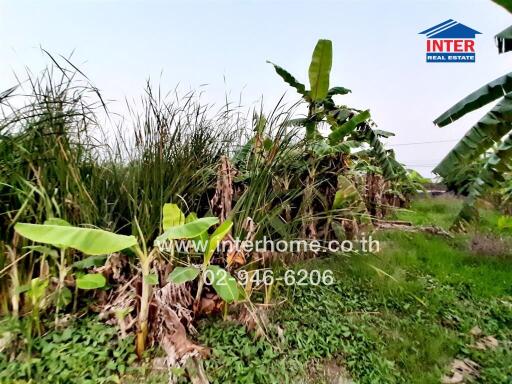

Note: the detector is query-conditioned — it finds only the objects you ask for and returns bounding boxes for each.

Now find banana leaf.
[156,217,219,243]
[492,0,512,13]
[434,72,512,126]
[14,223,138,255]
[470,133,512,197]
[434,93,512,177]
[308,39,332,101]
[359,125,396,180]
[162,203,185,230]
[267,61,308,97]
[328,110,370,144]
[453,133,512,228]
[388,154,408,179]
[327,86,351,96]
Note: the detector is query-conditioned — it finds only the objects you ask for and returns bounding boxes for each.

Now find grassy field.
[2,196,511,383]
[198,196,512,383]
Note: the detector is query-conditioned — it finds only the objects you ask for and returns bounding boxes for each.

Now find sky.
[0,0,511,176]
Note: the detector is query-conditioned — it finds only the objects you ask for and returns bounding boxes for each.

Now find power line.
[387,139,458,146]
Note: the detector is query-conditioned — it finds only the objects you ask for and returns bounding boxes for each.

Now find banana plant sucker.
[134,244,157,358]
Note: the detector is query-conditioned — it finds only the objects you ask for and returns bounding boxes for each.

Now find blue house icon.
[419,19,481,39]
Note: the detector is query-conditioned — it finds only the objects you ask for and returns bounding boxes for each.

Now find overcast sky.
[1,0,510,176]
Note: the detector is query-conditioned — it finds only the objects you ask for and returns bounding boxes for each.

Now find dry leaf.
[210,155,234,222]
[152,283,209,382]
[473,336,499,350]
[227,249,246,267]
[197,292,223,316]
[237,305,269,338]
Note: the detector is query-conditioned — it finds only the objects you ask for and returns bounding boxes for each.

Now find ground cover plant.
[0,19,511,384]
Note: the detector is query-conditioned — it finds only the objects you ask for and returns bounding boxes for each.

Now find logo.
[419,19,481,63]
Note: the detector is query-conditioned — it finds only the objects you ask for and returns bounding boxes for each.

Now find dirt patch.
[441,358,480,384]
[469,233,512,258]
[305,358,354,384]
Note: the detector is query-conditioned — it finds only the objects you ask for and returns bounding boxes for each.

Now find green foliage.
[204,220,233,266]
[156,217,219,243]
[308,39,332,101]
[268,39,399,183]
[24,245,59,260]
[198,323,298,383]
[76,273,107,290]
[205,265,239,303]
[161,205,237,303]
[26,278,48,304]
[434,72,512,128]
[266,61,307,97]
[435,93,512,177]
[328,110,370,144]
[332,174,369,221]
[452,133,512,229]
[0,317,138,383]
[167,266,200,284]
[3,39,510,384]
[497,215,512,232]
[72,255,108,269]
[14,223,138,255]
[327,86,351,96]
[433,17,512,226]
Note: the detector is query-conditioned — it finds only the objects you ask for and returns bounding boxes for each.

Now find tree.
[433,1,512,229]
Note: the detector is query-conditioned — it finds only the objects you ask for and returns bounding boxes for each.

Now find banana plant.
[268,39,396,180]
[163,207,240,306]
[433,2,512,228]
[25,277,48,337]
[133,204,219,356]
[14,219,133,323]
[14,219,151,352]
[146,203,219,352]
[268,39,350,141]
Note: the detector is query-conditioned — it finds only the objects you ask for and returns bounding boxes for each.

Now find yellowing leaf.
[162,203,185,230]
[156,217,218,243]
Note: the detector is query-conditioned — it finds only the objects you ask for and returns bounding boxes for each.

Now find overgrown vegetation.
[0,22,511,383]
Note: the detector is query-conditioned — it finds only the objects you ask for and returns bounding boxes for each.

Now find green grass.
[394,195,465,228]
[198,196,512,383]
[394,195,504,233]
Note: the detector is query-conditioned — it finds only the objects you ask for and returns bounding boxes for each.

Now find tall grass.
[0,58,311,314]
